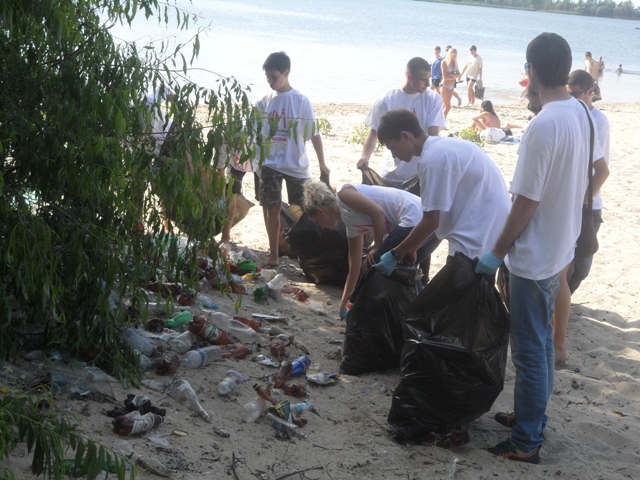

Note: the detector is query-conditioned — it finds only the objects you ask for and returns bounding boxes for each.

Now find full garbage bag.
[284,213,349,286]
[340,266,419,375]
[387,253,510,442]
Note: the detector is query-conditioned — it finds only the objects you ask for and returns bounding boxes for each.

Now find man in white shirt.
[356,57,446,188]
[373,109,511,272]
[475,33,603,464]
[552,69,610,363]
[460,45,483,106]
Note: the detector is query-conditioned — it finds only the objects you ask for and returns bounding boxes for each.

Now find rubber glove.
[475,251,503,275]
[339,309,349,320]
[375,251,398,276]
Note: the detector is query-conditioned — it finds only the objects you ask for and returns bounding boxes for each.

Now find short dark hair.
[435,46,441,51]
[470,45,477,51]
[377,109,424,145]
[406,57,431,76]
[585,51,592,58]
[526,33,572,88]
[568,69,594,91]
[263,51,291,73]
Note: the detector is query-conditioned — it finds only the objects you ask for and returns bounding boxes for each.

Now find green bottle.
[165,310,193,329]
[253,285,269,301]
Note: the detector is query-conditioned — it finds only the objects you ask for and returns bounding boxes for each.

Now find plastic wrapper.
[306,370,338,385]
[340,267,418,375]
[387,253,510,442]
[284,213,349,287]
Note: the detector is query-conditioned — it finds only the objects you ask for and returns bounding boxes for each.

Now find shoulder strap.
[577,100,594,210]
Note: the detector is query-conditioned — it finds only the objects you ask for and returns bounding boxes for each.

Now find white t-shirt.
[365,88,446,187]
[336,184,423,238]
[255,89,317,179]
[505,98,600,280]
[590,107,610,210]
[464,54,483,80]
[418,136,511,258]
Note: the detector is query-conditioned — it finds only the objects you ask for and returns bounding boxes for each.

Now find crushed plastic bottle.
[181,344,249,369]
[216,370,249,396]
[267,274,287,302]
[122,328,155,356]
[241,246,260,263]
[112,411,164,436]
[233,315,263,332]
[168,331,196,354]
[290,400,315,414]
[241,396,266,423]
[171,379,212,423]
[271,356,310,388]
[269,338,287,360]
[115,440,171,478]
[155,352,179,376]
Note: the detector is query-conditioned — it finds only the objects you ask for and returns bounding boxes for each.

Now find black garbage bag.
[387,252,510,442]
[285,212,349,286]
[360,166,420,196]
[340,266,419,375]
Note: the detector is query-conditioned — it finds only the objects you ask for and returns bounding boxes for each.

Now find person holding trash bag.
[475,33,600,464]
[302,180,440,319]
[373,108,511,274]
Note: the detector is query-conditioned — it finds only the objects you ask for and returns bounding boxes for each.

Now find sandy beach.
[4,100,640,480]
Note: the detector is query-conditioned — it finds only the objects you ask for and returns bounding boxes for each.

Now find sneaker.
[486,439,540,464]
[494,411,516,428]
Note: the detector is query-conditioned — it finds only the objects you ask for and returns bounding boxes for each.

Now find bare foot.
[262,256,280,269]
[555,347,568,364]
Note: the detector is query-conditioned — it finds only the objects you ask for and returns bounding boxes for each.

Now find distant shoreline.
[414,0,640,21]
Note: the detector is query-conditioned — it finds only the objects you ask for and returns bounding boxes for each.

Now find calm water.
[111,0,640,104]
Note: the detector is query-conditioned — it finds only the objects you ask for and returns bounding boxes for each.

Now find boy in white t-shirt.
[373,108,510,271]
[255,51,330,267]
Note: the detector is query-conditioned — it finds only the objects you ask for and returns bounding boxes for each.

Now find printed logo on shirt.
[269,108,288,143]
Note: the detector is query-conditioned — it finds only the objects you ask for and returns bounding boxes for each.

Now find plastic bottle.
[181,346,224,368]
[196,293,219,310]
[171,379,212,423]
[290,400,314,414]
[241,246,260,263]
[253,285,269,301]
[216,370,249,396]
[206,312,259,344]
[122,328,155,356]
[165,311,194,329]
[111,411,164,436]
[115,440,171,478]
[281,384,307,398]
[188,315,232,345]
[168,331,196,354]
[291,356,311,376]
[241,397,266,423]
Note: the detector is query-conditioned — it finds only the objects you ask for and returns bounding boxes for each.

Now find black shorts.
[258,166,307,207]
[466,77,476,84]
[227,167,246,195]
[432,77,442,88]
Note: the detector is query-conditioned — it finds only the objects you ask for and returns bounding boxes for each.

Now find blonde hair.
[445,48,457,65]
[303,180,337,216]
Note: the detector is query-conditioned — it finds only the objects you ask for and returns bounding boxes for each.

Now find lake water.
[110,0,640,104]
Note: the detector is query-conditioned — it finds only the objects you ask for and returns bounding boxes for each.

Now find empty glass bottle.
[171,379,212,423]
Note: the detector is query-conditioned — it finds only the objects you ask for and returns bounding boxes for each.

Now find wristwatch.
[390,249,403,262]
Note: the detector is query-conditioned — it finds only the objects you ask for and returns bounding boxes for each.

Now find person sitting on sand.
[470,100,501,131]
[303,181,438,319]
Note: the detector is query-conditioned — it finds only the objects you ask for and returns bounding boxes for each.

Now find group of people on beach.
[430,44,483,117]
[178,32,610,465]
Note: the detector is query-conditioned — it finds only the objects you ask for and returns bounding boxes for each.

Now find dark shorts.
[258,166,307,207]
[227,167,246,195]
[432,77,442,88]
[466,77,476,84]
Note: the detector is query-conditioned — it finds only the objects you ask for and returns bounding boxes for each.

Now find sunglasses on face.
[569,90,585,98]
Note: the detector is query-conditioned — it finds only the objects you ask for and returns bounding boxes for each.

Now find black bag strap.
[577,100,594,211]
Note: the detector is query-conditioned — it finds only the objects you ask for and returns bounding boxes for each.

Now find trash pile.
[1,241,340,477]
